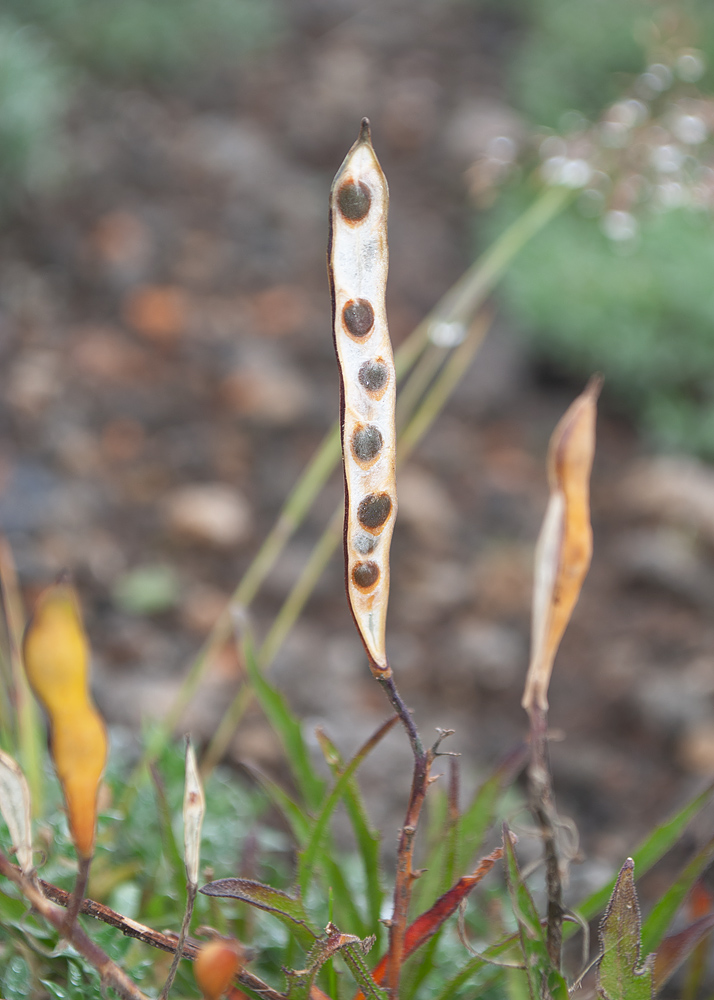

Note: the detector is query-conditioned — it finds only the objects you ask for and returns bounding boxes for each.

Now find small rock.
[220,360,310,425]
[164,483,251,547]
[679,722,714,774]
[456,618,524,691]
[621,456,714,546]
[123,285,188,344]
[614,527,714,606]
[397,465,458,547]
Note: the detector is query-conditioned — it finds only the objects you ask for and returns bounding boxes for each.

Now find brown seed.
[358,360,389,393]
[352,561,380,590]
[343,299,374,338]
[338,180,371,221]
[352,424,383,463]
[358,493,392,530]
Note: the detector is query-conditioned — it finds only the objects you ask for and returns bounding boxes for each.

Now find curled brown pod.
[328,120,396,677]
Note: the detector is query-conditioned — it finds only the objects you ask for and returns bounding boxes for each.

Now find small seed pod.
[329,120,396,678]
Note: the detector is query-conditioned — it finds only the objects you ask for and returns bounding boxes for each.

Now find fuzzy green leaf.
[597,859,654,1000]
[200,877,316,949]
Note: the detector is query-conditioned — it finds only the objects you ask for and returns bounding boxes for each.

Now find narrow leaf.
[0,749,32,873]
[243,634,325,812]
[200,877,316,948]
[298,716,397,897]
[654,914,714,992]
[523,378,600,712]
[641,833,714,955]
[315,727,384,936]
[184,739,205,886]
[503,825,569,1000]
[572,780,714,930]
[597,858,654,1000]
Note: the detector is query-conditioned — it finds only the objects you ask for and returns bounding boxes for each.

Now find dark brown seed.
[352,425,383,463]
[338,180,371,221]
[358,360,389,393]
[358,493,392,530]
[343,299,374,338]
[352,561,379,590]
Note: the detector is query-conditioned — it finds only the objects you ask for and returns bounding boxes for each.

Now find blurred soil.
[2,0,714,938]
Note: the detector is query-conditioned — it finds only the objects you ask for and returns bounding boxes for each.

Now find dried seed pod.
[523,377,600,712]
[329,119,396,677]
[23,583,107,859]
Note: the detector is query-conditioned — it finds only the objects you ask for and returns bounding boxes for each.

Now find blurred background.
[3,0,714,912]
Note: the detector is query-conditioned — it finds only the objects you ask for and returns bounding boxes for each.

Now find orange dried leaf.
[194,940,243,1000]
[523,377,600,712]
[23,584,108,858]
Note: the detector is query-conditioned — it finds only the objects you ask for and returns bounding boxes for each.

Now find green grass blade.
[571,781,714,929]
[245,766,312,845]
[243,633,325,813]
[641,834,714,956]
[315,728,384,938]
[503,827,569,1000]
[149,763,188,910]
[297,717,397,898]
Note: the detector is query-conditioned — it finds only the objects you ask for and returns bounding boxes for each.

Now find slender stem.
[0,851,148,1000]
[28,870,286,1000]
[527,704,563,967]
[377,672,432,999]
[64,854,91,932]
[160,881,197,1000]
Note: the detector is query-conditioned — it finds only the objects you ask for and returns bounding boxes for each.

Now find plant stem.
[28,869,287,1000]
[527,704,563,967]
[64,854,91,932]
[0,850,148,1000]
[377,672,432,999]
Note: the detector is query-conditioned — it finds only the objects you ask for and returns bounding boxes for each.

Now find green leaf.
[315,727,385,935]
[641,834,714,956]
[572,780,714,930]
[597,859,654,1000]
[243,633,325,812]
[245,765,312,845]
[200,876,316,949]
[503,826,569,1000]
[286,924,378,1000]
[297,716,397,897]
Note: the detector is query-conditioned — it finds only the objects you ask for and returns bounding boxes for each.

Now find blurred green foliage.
[489,194,714,454]
[0,0,280,206]
[491,0,714,454]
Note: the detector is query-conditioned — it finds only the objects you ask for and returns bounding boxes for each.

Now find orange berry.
[193,940,242,1000]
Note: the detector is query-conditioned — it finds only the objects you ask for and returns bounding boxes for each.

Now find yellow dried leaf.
[23,584,108,858]
[522,378,600,712]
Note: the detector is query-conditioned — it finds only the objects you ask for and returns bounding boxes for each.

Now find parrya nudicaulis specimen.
[328,118,397,679]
